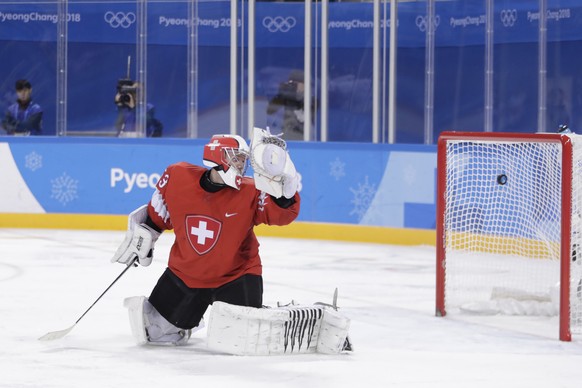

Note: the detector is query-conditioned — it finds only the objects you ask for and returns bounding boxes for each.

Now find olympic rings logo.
[500,9,518,27]
[104,11,136,29]
[262,16,296,33]
[415,15,440,32]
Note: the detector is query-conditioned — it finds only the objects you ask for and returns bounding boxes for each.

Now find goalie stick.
[38,257,137,341]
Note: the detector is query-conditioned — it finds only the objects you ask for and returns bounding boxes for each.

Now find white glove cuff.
[128,205,148,230]
[282,174,299,199]
[112,224,160,267]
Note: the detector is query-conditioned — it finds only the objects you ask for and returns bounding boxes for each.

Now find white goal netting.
[440,133,582,338]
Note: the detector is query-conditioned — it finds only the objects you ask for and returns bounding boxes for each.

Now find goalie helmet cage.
[435,131,582,342]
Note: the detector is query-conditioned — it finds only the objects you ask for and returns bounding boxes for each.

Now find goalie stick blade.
[38,258,137,342]
[38,324,76,341]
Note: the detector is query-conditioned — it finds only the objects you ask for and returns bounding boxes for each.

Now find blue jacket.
[115,103,163,137]
[2,100,43,135]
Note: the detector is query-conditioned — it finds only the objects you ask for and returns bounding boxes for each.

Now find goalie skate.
[124,296,192,346]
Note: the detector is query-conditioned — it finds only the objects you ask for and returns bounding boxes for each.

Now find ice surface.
[1,228,582,388]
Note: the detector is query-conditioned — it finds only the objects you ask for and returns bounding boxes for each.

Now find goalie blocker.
[207,302,351,355]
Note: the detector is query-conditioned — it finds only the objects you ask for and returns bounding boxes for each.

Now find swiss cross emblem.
[185,215,222,255]
[207,140,220,150]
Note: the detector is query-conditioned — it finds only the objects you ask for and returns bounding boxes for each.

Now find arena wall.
[0,138,437,245]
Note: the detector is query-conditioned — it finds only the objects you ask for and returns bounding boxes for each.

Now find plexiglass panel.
[66,1,142,136]
[1,1,580,143]
[493,0,539,134]
[324,2,375,142]
[0,1,58,136]
[253,2,306,141]
[546,0,579,133]
[432,0,486,142]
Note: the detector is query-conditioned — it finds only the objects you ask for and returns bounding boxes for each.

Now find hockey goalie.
[111,127,351,355]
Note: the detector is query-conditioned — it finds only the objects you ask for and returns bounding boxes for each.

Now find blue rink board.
[3,137,438,229]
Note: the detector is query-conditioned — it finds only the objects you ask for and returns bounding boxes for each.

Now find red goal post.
[435,131,579,341]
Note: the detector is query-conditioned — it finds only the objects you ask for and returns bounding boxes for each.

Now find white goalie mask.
[203,134,250,190]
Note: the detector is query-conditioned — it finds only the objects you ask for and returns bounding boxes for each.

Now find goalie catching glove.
[112,205,160,267]
[249,127,300,199]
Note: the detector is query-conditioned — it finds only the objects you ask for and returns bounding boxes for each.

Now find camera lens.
[119,93,131,103]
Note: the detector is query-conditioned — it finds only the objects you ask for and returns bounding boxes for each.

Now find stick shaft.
[75,258,137,324]
[39,258,137,341]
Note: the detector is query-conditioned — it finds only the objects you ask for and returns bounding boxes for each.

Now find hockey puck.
[497,174,508,185]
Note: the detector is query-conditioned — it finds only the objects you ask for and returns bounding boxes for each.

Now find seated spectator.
[1,79,43,136]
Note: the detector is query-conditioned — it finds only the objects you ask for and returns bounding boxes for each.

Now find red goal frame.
[435,131,574,341]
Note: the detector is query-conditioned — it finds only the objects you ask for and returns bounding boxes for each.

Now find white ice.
[1,228,582,388]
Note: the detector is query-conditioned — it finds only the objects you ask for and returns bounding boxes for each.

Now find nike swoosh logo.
[225,212,238,218]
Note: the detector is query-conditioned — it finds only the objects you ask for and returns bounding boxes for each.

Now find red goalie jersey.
[147,162,300,288]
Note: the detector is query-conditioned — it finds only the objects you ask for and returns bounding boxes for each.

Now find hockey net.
[436,132,582,341]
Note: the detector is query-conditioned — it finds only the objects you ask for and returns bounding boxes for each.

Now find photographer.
[266,70,316,141]
[2,79,43,136]
[114,81,163,138]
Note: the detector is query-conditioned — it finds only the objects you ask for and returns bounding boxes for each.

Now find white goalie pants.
[124,296,191,346]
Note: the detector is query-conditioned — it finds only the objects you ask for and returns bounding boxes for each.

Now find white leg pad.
[123,296,149,345]
[317,309,351,354]
[207,301,350,355]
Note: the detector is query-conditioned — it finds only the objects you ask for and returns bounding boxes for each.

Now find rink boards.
[0,138,437,245]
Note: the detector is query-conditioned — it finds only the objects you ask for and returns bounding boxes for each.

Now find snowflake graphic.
[51,172,79,206]
[24,151,43,171]
[349,176,376,220]
[329,157,346,181]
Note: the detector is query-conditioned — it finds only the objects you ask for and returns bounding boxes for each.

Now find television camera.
[115,56,138,108]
